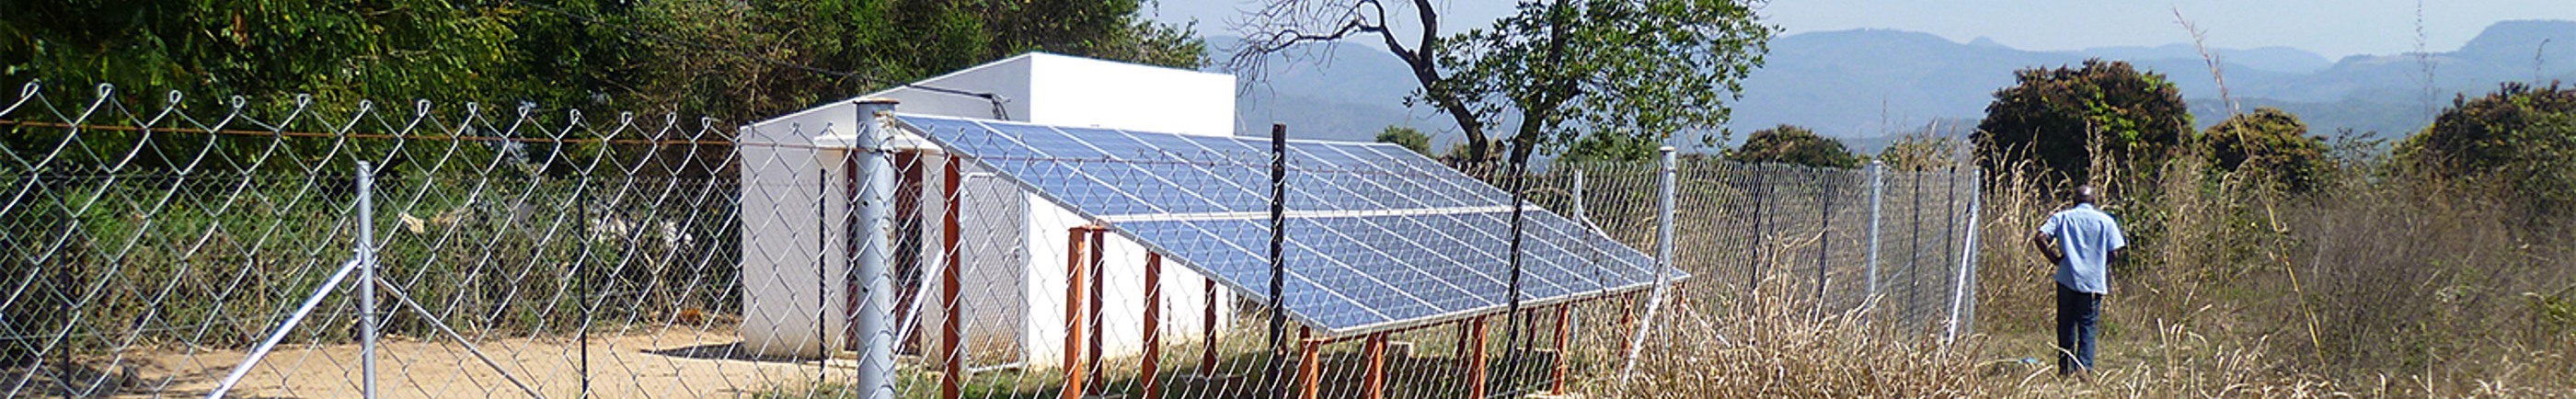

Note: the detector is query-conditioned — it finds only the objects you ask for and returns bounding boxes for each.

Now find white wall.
[1021,53,1236,136]
[1018,202,1234,368]
[868,52,1235,136]
[869,58,1035,127]
[756,52,1242,366]
[736,100,864,359]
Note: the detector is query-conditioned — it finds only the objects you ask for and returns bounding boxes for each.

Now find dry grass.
[1614,147,2576,397]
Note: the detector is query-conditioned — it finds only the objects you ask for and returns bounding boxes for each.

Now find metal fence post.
[1265,123,1289,399]
[1944,169,1984,343]
[853,100,900,398]
[1748,165,1766,295]
[1866,161,1884,302]
[1812,170,1834,312]
[1616,146,1679,386]
[358,161,379,399]
[1571,168,1588,224]
[1905,168,1926,323]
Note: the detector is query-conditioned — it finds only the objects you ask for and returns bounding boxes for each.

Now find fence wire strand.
[0,85,1980,398]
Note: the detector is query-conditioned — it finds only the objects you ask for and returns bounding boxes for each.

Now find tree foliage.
[2202,107,2330,192]
[1876,132,1961,172]
[1973,60,2192,187]
[1373,125,1432,156]
[1,0,1206,123]
[1232,0,1772,167]
[2398,82,2576,214]
[1725,124,1859,168]
[1557,130,1660,163]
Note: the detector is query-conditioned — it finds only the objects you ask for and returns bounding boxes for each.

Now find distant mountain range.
[1221,19,2576,153]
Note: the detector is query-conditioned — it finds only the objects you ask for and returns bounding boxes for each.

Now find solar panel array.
[894,114,1680,335]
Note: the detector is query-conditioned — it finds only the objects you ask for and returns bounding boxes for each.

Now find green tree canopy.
[1374,125,1432,156]
[1558,131,1660,164]
[1725,124,1860,168]
[2202,107,2330,192]
[1876,133,1962,172]
[2398,82,2576,214]
[1973,60,2192,187]
[2,0,1205,123]
[1233,0,1772,168]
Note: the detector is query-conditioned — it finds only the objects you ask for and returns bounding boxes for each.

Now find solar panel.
[894,113,1685,335]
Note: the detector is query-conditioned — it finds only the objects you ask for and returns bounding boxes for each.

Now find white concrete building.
[737,52,1239,368]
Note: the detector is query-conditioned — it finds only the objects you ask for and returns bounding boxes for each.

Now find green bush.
[1725,124,1860,168]
[2397,82,2576,220]
[2202,107,2331,192]
[1973,59,2192,188]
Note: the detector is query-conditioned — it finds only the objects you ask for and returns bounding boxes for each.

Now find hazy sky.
[1150,0,2576,58]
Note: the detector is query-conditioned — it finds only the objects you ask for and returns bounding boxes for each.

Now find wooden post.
[1617,292,1638,357]
[1297,338,1323,399]
[1363,333,1389,399]
[1086,227,1108,394]
[940,156,965,399]
[1550,304,1572,395]
[1142,253,1165,399]
[1063,227,1091,399]
[1467,316,1489,399]
[1199,278,1220,376]
[892,151,926,348]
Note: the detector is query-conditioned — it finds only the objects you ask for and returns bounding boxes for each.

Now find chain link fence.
[0,84,1977,398]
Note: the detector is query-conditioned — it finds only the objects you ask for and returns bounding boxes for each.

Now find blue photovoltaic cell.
[895,113,1684,334]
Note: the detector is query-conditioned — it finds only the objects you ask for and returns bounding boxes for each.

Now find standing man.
[2032,185,2124,376]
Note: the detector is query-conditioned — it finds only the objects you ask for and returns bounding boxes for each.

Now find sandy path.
[83,326,856,398]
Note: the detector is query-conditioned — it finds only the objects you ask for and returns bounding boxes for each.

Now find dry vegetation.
[1616,145,2576,397]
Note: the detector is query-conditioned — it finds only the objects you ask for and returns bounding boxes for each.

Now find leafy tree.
[1374,125,1432,156]
[1231,0,1773,167]
[1725,124,1859,168]
[625,0,1207,122]
[0,0,535,106]
[2,0,1202,119]
[1973,60,2192,187]
[1441,138,1504,166]
[1876,133,1962,172]
[1558,130,1660,164]
[2,0,1206,168]
[2397,82,2576,214]
[2202,107,2330,192]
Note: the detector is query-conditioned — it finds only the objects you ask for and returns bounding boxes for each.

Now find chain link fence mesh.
[0,85,1978,398]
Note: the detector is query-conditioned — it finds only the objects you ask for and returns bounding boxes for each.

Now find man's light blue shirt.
[2040,203,2125,294]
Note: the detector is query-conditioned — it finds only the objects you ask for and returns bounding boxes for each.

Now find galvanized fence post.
[358,161,379,399]
[1945,169,1984,344]
[854,100,899,398]
[1866,161,1884,302]
[1616,146,1680,386]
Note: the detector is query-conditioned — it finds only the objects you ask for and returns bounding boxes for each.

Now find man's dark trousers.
[2055,283,2099,375]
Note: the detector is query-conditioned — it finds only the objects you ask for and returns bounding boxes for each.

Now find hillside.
[1224,20,2576,149]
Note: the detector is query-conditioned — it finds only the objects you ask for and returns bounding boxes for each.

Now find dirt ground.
[41,325,859,398]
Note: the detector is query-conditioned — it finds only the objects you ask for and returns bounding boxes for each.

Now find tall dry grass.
[1616,135,2576,397]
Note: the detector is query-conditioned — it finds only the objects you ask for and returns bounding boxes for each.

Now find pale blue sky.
[1149,0,2576,58]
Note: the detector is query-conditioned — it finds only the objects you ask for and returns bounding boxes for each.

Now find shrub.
[2396,82,2576,220]
[2202,108,2331,192]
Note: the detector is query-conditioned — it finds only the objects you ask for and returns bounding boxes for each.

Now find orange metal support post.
[1296,338,1324,399]
[1363,333,1389,399]
[939,157,965,399]
[1617,292,1639,358]
[1550,304,1573,395]
[1085,228,1109,394]
[1467,316,1489,399]
[1062,228,1092,399]
[1141,253,1165,399]
[1199,278,1219,376]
